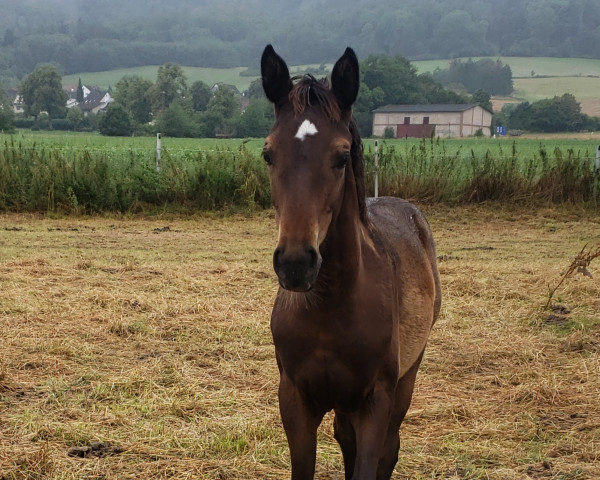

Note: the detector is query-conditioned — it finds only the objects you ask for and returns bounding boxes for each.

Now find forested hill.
[1,0,600,85]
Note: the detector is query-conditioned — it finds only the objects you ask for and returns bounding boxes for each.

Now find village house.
[372,104,493,138]
[65,84,113,114]
[77,87,113,114]
[7,84,112,115]
[6,88,24,114]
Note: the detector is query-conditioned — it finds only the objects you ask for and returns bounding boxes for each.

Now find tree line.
[2,54,483,138]
[496,94,600,133]
[3,54,598,138]
[433,58,513,96]
[1,0,600,87]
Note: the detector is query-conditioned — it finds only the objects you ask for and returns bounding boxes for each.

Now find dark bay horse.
[261,45,442,480]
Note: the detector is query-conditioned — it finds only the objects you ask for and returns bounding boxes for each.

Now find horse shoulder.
[366,196,441,376]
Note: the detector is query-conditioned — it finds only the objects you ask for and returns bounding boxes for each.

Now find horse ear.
[331,47,360,112]
[261,45,293,108]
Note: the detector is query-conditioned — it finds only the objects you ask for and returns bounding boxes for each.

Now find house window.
[423,117,429,125]
[404,117,410,124]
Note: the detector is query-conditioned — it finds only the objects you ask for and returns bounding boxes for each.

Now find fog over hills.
[1,0,599,84]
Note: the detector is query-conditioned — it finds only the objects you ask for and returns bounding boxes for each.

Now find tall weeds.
[0,140,270,213]
[366,139,597,205]
[0,137,597,213]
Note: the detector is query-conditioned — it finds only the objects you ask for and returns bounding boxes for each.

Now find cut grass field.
[414,57,600,118]
[413,57,600,79]
[1,206,599,479]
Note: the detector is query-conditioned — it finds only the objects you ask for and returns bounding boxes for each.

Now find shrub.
[99,104,133,136]
[383,127,395,139]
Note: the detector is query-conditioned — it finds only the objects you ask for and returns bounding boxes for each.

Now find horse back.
[366,196,441,376]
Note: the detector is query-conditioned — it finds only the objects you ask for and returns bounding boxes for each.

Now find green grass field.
[5,130,599,163]
[62,66,257,92]
[412,56,600,78]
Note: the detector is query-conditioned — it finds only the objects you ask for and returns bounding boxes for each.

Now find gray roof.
[372,104,485,114]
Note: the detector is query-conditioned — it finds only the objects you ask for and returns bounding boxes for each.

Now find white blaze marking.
[295,120,318,141]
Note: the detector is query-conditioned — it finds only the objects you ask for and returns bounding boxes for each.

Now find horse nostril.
[307,246,319,267]
[273,246,284,268]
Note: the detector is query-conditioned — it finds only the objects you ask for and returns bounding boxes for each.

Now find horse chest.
[271,307,394,411]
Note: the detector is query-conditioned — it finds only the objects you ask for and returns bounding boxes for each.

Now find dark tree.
[19,64,68,119]
[189,80,212,112]
[113,75,153,124]
[433,59,513,96]
[472,89,493,112]
[148,63,188,114]
[76,78,84,103]
[156,103,197,137]
[207,86,240,120]
[235,98,273,137]
[0,83,15,132]
[99,103,133,136]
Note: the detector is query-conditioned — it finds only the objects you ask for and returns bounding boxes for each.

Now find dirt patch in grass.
[1,206,599,479]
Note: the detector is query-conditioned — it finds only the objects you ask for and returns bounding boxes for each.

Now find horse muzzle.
[273,244,322,292]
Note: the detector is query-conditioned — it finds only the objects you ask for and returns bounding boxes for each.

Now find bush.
[99,104,133,136]
[13,116,35,129]
[383,127,396,139]
[50,118,71,131]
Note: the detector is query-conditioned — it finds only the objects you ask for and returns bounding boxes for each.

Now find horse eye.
[262,151,273,166]
[335,152,350,169]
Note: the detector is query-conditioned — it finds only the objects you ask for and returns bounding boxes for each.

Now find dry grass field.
[1,205,599,480]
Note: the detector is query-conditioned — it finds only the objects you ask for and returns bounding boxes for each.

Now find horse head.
[261,45,360,292]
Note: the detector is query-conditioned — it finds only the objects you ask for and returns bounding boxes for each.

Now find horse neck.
[315,163,364,296]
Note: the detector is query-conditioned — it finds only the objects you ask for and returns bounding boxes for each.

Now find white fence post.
[595,145,600,205]
[374,140,379,198]
[156,133,162,172]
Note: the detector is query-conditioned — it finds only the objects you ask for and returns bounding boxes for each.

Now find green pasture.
[63,66,257,92]
[5,130,599,164]
[412,56,600,78]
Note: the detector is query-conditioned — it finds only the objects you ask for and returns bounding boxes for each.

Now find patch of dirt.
[526,461,553,478]
[67,441,123,459]
[544,304,572,327]
[544,314,570,327]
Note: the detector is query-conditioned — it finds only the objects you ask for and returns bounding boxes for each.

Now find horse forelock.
[289,75,341,122]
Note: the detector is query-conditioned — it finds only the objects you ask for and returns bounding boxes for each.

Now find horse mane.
[289,75,367,224]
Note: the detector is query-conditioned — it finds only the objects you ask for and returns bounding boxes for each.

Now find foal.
[261,44,441,480]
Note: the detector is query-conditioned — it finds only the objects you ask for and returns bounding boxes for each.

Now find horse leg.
[333,411,356,480]
[376,352,424,480]
[349,386,394,480]
[278,375,324,480]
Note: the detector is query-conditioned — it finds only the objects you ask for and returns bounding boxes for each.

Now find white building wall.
[373,106,492,138]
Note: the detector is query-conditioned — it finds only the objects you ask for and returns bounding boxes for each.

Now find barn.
[372,104,493,138]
